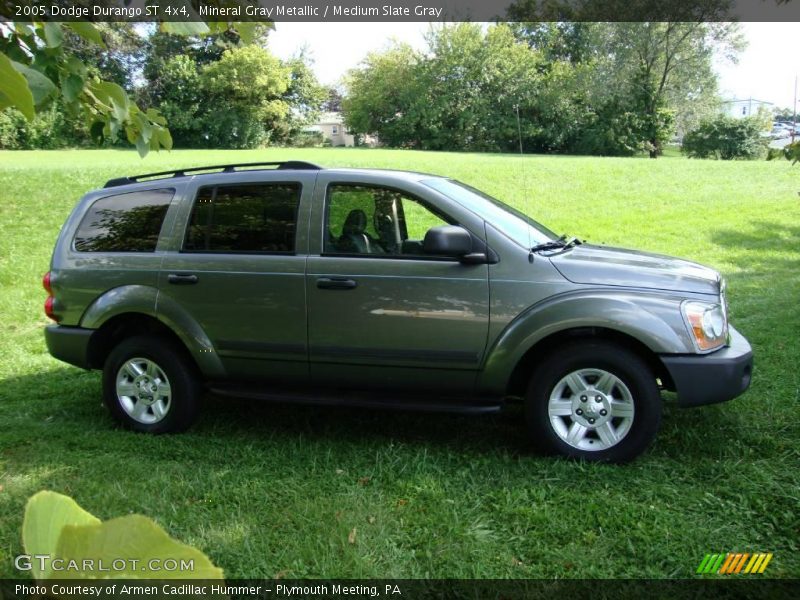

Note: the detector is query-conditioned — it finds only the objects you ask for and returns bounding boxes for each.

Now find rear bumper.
[45,325,93,369]
[660,326,753,407]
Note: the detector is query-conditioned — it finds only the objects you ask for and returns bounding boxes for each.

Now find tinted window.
[184,183,301,253]
[325,184,452,257]
[73,189,174,252]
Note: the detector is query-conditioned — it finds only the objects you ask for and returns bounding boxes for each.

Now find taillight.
[44,296,57,321]
[43,271,53,295]
[43,271,59,322]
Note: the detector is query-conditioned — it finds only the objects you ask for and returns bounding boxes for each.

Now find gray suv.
[43,161,753,462]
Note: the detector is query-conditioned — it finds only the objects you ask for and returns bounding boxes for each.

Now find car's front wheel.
[102,335,201,433]
[525,341,662,463]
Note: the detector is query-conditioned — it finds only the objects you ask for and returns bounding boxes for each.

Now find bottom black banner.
[1,579,799,600]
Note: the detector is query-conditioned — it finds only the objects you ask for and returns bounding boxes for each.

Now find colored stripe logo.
[697,552,773,575]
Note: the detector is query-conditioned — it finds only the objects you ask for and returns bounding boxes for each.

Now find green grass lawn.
[1,148,799,579]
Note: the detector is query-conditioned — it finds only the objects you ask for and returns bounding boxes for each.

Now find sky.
[268,21,800,112]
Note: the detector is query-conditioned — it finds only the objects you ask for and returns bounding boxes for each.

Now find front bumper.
[660,325,753,407]
[45,325,93,369]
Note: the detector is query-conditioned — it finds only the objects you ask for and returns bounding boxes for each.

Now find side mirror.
[423,225,472,257]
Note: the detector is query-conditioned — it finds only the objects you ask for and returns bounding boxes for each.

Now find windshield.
[421,178,557,248]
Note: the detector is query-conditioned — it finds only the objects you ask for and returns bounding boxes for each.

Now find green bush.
[0,103,90,150]
[681,115,769,160]
[288,130,324,147]
[785,140,800,164]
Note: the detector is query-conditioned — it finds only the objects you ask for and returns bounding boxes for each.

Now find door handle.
[167,273,199,285]
[317,277,357,290]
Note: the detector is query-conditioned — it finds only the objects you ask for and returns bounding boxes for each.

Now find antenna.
[514,103,534,263]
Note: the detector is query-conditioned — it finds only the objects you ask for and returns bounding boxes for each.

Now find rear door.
[305,173,490,394]
[158,172,315,382]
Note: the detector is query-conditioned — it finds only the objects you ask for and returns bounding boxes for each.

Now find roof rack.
[104,160,323,188]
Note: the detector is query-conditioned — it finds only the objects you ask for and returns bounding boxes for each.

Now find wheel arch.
[478,290,690,397]
[502,326,675,399]
[79,285,225,378]
[87,313,193,371]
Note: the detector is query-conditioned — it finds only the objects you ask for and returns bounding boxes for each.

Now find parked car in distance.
[43,161,753,462]
[773,122,798,137]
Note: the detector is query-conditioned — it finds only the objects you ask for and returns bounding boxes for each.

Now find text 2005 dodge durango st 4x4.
[43,161,753,462]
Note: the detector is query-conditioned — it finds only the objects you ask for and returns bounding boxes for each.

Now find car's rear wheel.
[525,341,662,463]
[102,335,201,433]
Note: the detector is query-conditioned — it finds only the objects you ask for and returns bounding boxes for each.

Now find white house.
[721,98,773,119]
[305,112,355,147]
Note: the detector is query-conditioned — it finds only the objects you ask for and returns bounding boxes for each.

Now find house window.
[332,126,338,134]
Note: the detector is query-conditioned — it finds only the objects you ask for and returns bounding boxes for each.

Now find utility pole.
[793,74,797,144]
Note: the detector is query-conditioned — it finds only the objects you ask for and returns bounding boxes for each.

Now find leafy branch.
[0,18,269,156]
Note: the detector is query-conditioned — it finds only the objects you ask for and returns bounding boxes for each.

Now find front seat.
[339,209,374,254]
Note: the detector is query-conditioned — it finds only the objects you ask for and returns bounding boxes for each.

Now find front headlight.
[682,300,728,352]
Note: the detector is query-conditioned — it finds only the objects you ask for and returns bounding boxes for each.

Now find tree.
[138,28,324,149]
[343,21,742,157]
[140,23,273,109]
[150,55,202,147]
[275,55,328,143]
[507,1,745,157]
[343,43,424,148]
[418,24,545,152]
[0,19,271,156]
[508,22,600,64]
[344,24,544,152]
[604,22,744,156]
[322,86,344,112]
[198,45,291,148]
[63,23,144,90]
[515,22,742,156]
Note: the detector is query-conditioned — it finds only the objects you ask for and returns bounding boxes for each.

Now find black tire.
[525,341,662,463]
[102,335,201,433]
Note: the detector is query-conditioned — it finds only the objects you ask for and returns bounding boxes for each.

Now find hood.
[548,244,720,295]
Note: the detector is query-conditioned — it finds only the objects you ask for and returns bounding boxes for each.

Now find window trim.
[71,187,176,254]
[180,181,303,256]
[322,181,463,261]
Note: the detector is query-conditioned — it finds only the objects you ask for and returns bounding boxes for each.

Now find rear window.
[183,183,301,254]
[73,189,174,252]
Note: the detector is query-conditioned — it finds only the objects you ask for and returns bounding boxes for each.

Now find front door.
[158,175,313,382]
[306,177,490,394]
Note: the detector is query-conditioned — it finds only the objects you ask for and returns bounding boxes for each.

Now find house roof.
[316,111,345,125]
[721,98,774,105]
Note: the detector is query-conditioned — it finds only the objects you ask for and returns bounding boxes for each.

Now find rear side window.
[73,189,174,252]
[183,183,301,253]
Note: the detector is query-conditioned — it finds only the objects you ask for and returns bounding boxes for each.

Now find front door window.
[325,184,451,257]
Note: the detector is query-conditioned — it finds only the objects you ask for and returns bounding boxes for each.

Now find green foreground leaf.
[66,22,106,48]
[22,491,101,580]
[12,61,57,106]
[22,491,224,580]
[0,53,35,120]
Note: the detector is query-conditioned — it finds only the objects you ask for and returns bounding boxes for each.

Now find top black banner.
[1,0,799,22]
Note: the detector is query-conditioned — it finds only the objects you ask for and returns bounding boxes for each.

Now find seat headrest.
[342,209,368,235]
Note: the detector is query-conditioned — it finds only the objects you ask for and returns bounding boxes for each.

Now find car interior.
[325,185,449,256]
